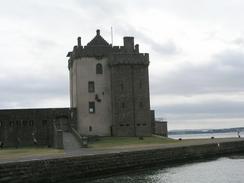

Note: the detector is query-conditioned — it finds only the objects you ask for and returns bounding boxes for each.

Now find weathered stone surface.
[68,30,152,137]
[0,140,244,183]
[0,108,76,147]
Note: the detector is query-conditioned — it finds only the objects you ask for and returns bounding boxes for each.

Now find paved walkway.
[63,132,81,154]
[0,138,244,164]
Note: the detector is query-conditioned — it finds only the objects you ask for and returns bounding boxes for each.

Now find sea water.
[89,154,244,183]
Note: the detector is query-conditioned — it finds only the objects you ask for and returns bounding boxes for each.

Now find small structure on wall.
[151,110,168,137]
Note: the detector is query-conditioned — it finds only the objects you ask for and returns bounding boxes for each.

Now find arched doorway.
[55,116,69,132]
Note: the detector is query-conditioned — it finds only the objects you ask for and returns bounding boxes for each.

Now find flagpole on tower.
[111,26,113,46]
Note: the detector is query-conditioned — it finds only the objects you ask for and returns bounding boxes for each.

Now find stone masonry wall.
[110,55,151,136]
[0,140,244,182]
[0,108,75,147]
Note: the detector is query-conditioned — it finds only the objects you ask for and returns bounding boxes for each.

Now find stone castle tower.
[67,29,151,136]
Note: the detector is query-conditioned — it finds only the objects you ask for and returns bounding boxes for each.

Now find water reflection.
[88,155,244,183]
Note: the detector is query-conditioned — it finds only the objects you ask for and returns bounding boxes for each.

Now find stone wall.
[71,57,112,136]
[0,108,75,147]
[110,56,151,136]
[154,121,168,137]
[0,140,244,182]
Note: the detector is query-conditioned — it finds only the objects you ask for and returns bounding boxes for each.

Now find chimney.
[123,37,134,52]
[96,29,100,36]
[77,37,81,47]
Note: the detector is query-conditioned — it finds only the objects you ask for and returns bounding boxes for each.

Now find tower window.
[29,120,34,126]
[139,102,143,108]
[139,80,143,88]
[9,121,14,127]
[16,121,21,128]
[96,63,103,74]
[89,126,92,132]
[42,120,47,126]
[89,102,95,113]
[88,81,95,93]
[23,120,27,127]
[120,82,124,91]
[121,102,125,109]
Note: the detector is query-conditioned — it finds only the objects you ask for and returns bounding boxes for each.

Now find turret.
[123,37,134,52]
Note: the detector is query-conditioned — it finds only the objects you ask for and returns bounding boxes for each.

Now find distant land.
[168,127,244,135]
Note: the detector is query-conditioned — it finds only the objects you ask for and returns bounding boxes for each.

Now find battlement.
[67,30,149,69]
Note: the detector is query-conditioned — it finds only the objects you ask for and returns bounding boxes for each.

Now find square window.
[89,102,95,113]
[88,81,95,93]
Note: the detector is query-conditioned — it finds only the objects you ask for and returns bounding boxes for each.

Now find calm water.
[89,155,244,183]
[169,131,244,139]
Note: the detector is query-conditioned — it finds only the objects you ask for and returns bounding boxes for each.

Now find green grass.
[0,147,64,160]
[89,135,177,148]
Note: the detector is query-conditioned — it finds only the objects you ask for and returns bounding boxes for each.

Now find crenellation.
[123,37,134,52]
[135,44,139,53]
[77,37,81,47]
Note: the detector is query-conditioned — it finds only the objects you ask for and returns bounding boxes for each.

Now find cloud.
[151,49,244,95]
[1,0,244,129]
[115,24,180,55]
[0,73,69,109]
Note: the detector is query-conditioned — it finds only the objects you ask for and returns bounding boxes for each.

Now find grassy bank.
[0,147,64,160]
[89,135,177,148]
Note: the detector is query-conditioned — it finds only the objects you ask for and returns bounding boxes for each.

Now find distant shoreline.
[169,127,244,135]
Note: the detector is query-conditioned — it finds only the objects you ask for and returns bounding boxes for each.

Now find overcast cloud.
[0,0,244,130]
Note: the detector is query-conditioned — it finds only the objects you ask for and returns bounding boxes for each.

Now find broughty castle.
[0,29,167,148]
[67,29,152,137]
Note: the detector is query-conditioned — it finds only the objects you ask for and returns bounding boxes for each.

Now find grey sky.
[0,0,244,130]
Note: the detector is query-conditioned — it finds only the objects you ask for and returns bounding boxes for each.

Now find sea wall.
[0,140,244,183]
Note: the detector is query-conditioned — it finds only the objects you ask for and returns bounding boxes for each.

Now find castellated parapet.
[67,29,151,136]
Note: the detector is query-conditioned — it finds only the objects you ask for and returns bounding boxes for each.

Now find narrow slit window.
[29,120,34,127]
[121,102,125,109]
[120,82,124,91]
[139,80,143,88]
[42,120,47,126]
[89,126,92,131]
[89,102,95,113]
[23,120,27,127]
[139,102,143,108]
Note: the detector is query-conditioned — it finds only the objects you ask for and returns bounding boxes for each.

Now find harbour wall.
[0,140,244,182]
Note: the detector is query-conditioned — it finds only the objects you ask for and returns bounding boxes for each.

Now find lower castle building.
[0,30,166,147]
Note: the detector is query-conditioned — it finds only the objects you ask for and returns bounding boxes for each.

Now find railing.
[70,127,88,148]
